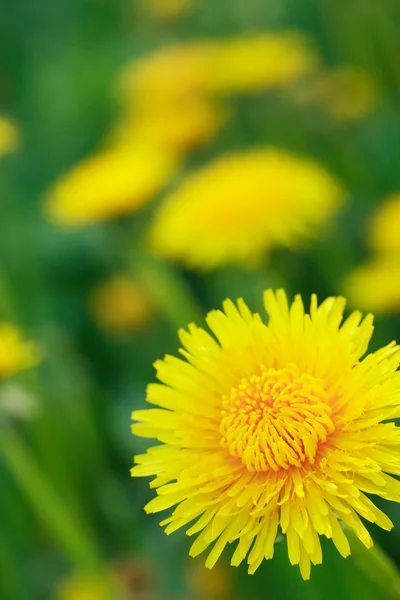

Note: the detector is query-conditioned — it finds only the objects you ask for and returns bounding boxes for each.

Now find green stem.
[346,526,400,600]
[0,428,102,573]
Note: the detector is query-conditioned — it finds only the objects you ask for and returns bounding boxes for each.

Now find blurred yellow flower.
[291,66,377,121]
[132,289,400,579]
[139,0,196,21]
[117,32,318,108]
[117,42,217,108]
[207,32,319,94]
[44,145,178,227]
[344,256,400,314]
[369,192,400,254]
[149,148,344,269]
[0,115,19,156]
[90,276,154,333]
[112,98,223,154]
[0,324,41,380]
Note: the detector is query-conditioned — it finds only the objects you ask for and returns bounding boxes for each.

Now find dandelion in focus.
[344,256,400,314]
[0,115,19,156]
[149,149,344,269]
[139,0,196,21]
[90,276,154,333]
[369,192,400,254]
[44,145,178,228]
[290,66,377,122]
[0,324,41,380]
[132,289,400,579]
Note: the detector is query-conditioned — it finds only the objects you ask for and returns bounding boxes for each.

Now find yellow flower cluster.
[132,289,400,579]
[0,323,41,380]
[0,115,19,156]
[344,193,400,313]
[45,31,319,230]
[149,148,344,269]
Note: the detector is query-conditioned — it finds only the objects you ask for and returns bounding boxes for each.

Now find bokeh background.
[2,0,400,598]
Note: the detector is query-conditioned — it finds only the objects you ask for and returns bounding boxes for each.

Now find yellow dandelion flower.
[369,193,400,254]
[112,97,223,154]
[90,276,154,333]
[344,255,400,314]
[149,149,344,269]
[139,0,196,21]
[0,324,41,380]
[44,144,178,227]
[117,42,217,108]
[0,115,19,156]
[291,66,377,122]
[132,289,400,580]
[207,32,319,94]
[118,32,317,109]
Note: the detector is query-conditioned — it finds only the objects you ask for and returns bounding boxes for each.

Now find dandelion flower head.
[44,144,178,228]
[149,149,344,269]
[0,324,41,380]
[132,290,400,579]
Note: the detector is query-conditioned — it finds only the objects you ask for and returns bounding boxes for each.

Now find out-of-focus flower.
[138,0,196,21]
[90,276,154,333]
[55,557,155,600]
[44,145,179,228]
[149,148,344,269]
[290,66,377,121]
[344,256,400,314]
[369,193,400,254]
[207,32,319,94]
[0,115,19,156]
[117,32,318,108]
[117,42,217,109]
[0,324,41,380]
[132,289,400,579]
[112,98,223,154]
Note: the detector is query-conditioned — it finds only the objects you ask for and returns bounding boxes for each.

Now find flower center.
[220,364,334,472]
